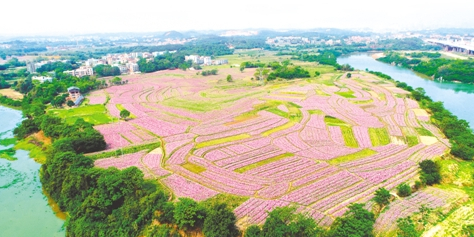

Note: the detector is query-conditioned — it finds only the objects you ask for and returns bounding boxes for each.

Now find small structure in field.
[67,86,84,106]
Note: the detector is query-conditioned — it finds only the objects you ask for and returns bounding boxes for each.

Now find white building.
[64,66,94,77]
[127,63,139,73]
[32,76,53,83]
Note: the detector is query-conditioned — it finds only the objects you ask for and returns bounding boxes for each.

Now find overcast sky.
[2,0,473,36]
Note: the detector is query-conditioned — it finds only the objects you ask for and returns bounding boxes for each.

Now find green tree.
[203,203,239,237]
[67,100,75,107]
[327,203,375,237]
[419,160,441,185]
[373,187,391,207]
[347,73,352,78]
[174,197,206,230]
[111,76,122,85]
[314,71,321,77]
[120,109,131,120]
[226,75,233,82]
[245,225,262,237]
[397,183,412,197]
[397,217,419,237]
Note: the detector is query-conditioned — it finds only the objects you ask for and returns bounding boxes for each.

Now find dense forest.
[294,50,353,71]
[240,60,311,80]
[378,52,474,83]
[93,64,121,77]
[137,52,192,73]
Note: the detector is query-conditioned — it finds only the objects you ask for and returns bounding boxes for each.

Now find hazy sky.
[2,0,474,36]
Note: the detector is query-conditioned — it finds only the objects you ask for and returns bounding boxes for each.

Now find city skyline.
[2,0,474,36]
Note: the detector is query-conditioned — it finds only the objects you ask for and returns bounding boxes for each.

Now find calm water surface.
[338,53,474,129]
[0,106,65,236]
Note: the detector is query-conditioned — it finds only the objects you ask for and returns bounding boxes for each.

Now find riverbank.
[0,105,65,236]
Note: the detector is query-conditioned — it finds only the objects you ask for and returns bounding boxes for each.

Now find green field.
[335,89,357,98]
[48,104,113,125]
[416,127,434,136]
[262,121,296,137]
[235,153,294,173]
[195,134,251,149]
[369,128,391,146]
[328,149,377,165]
[406,135,419,147]
[324,116,349,127]
[182,162,206,174]
[341,126,359,148]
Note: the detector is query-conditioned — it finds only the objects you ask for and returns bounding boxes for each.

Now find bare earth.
[0,88,24,100]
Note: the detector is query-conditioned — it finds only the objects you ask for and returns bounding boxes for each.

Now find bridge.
[426,39,474,55]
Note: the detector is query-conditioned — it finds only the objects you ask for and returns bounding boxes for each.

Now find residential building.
[32,76,53,83]
[64,66,94,77]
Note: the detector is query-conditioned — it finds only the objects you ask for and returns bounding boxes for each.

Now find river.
[338,53,474,129]
[0,106,65,236]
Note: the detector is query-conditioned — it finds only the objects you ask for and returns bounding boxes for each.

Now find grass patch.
[328,149,377,165]
[195,134,250,149]
[315,89,330,96]
[182,162,206,174]
[406,136,419,147]
[267,107,288,118]
[235,153,294,173]
[335,90,357,98]
[0,148,17,161]
[341,126,359,148]
[262,121,296,137]
[308,109,324,115]
[87,142,161,160]
[324,116,349,127]
[201,194,249,210]
[48,104,113,125]
[350,99,373,104]
[14,137,48,164]
[0,137,16,146]
[416,127,434,137]
[116,104,136,118]
[369,128,391,146]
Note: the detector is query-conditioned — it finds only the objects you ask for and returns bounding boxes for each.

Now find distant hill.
[163,31,184,39]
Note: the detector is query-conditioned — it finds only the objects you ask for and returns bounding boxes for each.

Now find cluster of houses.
[185,55,228,66]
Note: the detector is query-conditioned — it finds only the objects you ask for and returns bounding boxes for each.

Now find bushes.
[374,187,391,206]
[397,183,412,197]
[419,160,441,185]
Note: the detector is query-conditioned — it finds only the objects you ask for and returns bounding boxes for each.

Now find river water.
[338,53,474,129]
[0,106,65,236]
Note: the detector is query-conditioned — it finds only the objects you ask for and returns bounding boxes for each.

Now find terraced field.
[90,69,451,231]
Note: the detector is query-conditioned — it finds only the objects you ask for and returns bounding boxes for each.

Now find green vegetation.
[247,206,324,237]
[327,203,376,237]
[48,104,113,125]
[235,153,294,173]
[415,127,434,137]
[0,148,17,161]
[201,194,249,210]
[419,160,441,186]
[174,197,206,231]
[120,109,131,120]
[137,52,191,73]
[182,162,206,174]
[373,187,391,207]
[328,149,376,165]
[397,183,412,197]
[93,64,120,77]
[406,135,419,147]
[195,134,250,149]
[262,121,296,137]
[14,136,48,163]
[379,52,474,83]
[396,217,419,237]
[87,142,160,160]
[324,116,348,126]
[369,128,391,146]
[341,126,359,148]
[203,203,240,237]
[201,69,218,76]
[409,52,441,58]
[0,137,16,146]
[335,90,356,98]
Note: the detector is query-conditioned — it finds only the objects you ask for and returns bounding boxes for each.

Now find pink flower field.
[91,70,449,229]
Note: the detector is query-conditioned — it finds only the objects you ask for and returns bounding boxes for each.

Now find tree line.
[378,52,474,83]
